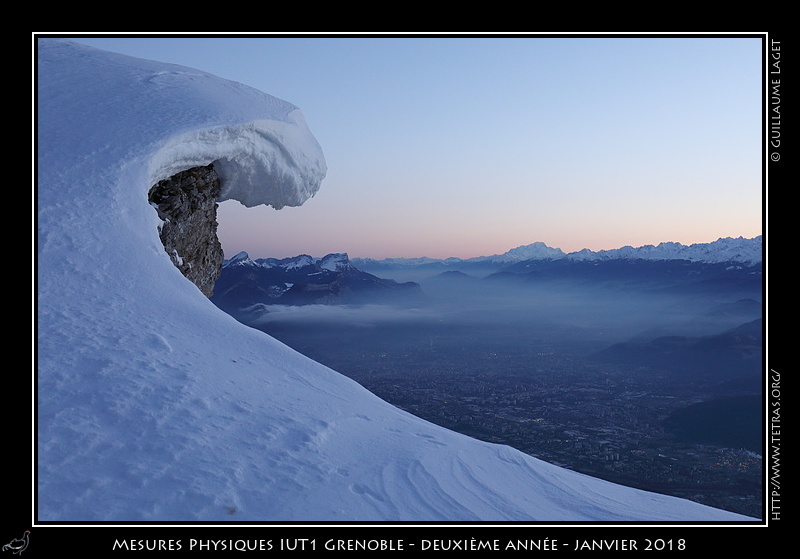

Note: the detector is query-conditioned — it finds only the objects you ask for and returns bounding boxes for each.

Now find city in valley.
[254,302,762,519]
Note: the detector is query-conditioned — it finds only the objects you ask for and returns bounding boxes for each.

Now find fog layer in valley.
[248,262,761,357]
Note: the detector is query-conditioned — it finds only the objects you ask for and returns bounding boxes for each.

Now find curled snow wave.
[148,113,326,210]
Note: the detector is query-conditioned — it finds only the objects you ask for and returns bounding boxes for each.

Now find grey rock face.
[148,164,224,297]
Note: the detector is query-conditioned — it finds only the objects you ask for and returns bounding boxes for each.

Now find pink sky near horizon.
[217,194,763,260]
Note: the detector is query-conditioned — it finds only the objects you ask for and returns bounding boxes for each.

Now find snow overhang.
[147,111,327,210]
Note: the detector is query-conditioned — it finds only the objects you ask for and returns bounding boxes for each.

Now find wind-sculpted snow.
[149,116,325,209]
[37,38,325,211]
[36,39,754,522]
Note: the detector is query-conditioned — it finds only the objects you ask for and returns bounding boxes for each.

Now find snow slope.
[35,38,753,522]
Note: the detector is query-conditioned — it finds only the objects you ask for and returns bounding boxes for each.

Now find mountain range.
[353,236,762,270]
[216,236,763,316]
[595,317,762,388]
[211,251,423,315]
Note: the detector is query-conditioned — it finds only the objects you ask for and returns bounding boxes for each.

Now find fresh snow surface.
[36,39,754,523]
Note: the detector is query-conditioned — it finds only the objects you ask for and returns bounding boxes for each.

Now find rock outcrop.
[148,164,224,297]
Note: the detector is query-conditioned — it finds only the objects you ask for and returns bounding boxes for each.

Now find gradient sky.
[69,34,764,260]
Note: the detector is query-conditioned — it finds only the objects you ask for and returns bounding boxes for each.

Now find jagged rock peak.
[228,251,251,264]
[148,164,224,297]
[319,252,354,271]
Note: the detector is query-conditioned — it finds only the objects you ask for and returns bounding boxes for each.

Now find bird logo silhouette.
[2,531,29,555]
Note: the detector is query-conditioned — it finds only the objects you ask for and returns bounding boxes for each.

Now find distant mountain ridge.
[225,250,359,273]
[353,236,763,268]
[211,251,423,314]
[594,318,762,390]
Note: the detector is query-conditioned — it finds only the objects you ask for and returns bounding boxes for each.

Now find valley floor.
[256,319,763,519]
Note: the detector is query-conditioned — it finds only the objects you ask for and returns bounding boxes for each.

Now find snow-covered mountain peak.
[565,236,762,264]
[356,237,761,270]
[319,252,355,271]
[481,236,762,265]
[228,250,251,264]
[487,241,567,262]
[225,251,357,273]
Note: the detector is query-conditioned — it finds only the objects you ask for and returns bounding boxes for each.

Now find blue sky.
[70,34,763,259]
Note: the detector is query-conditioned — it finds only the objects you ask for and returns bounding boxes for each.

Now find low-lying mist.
[240,265,762,370]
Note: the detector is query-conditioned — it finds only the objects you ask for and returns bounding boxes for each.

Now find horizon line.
[224,234,763,262]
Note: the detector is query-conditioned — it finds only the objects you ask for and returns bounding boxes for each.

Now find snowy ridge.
[472,241,568,263]
[36,39,753,522]
[355,236,762,267]
[223,252,355,273]
[565,236,762,265]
